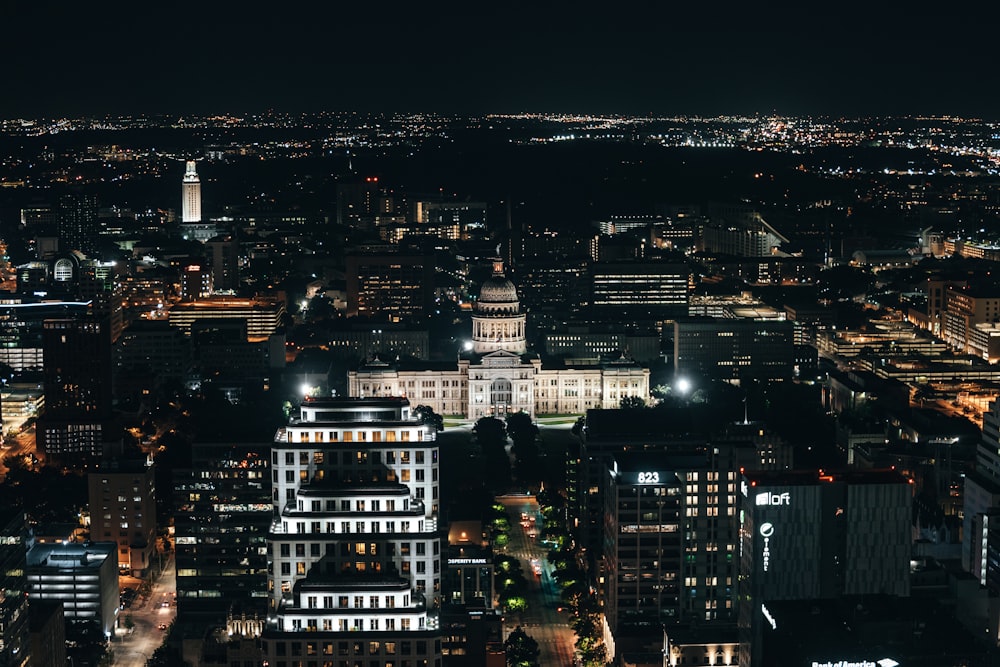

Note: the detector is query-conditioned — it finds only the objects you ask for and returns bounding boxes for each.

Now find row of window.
[278,450,434,466]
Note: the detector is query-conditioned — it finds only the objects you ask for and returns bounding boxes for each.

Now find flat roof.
[743,468,908,486]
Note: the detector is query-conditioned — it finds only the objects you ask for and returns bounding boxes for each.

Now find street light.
[675,378,691,395]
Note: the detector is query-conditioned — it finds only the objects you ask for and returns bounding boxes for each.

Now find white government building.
[349,260,650,418]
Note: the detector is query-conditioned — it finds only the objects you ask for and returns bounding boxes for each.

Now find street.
[496,494,578,667]
[112,555,176,667]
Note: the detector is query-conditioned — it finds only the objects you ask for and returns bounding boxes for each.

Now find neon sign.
[760,522,774,572]
[637,471,660,484]
[761,603,776,630]
[756,491,790,506]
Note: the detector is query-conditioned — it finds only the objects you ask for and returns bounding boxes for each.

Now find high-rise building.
[0,509,29,667]
[737,469,911,666]
[57,192,99,257]
[182,161,202,223]
[260,397,442,667]
[36,317,120,461]
[88,459,157,577]
[206,235,241,292]
[174,442,271,628]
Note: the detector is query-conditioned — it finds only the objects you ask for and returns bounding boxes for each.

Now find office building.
[57,192,99,257]
[0,297,89,372]
[589,261,688,318]
[337,177,390,227]
[168,296,287,339]
[943,285,1000,355]
[260,397,442,667]
[737,469,911,666]
[182,160,201,223]
[174,442,271,628]
[578,411,790,656]
[345,248,436,321]
[542,325,661,363]
[350,260,649,418]
[700,203,787,257]
[601,454,683,655]
[674,318,794,384]
[26,541,119,640]
[515,259,589,317]
[87,459,157,577]
[36,317,121,461]
[0,509,28,667]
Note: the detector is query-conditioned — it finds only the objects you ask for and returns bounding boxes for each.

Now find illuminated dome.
[477,260,519,309]
[472,259,526,354]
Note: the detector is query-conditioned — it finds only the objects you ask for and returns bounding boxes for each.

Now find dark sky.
[3,1,997,118]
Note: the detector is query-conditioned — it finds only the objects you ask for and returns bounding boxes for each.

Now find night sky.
[3,2,997,118]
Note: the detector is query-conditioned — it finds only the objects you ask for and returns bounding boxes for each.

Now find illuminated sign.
[761,603,776,630]
[760,522,774,572]
[741,479,748,497]
[756,491,790,506]
[811,661,898,667]
[447,558,489,565]
[637,471,660,484]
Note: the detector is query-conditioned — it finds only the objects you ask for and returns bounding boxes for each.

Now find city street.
[0,424,38,480]
[112,555,176,667]
[496,494,577,667]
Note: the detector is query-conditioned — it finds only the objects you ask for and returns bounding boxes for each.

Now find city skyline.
[3,3,997,119]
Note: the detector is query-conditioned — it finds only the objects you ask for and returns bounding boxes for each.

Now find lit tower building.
[261,397,442,667]
[182,161,201,223]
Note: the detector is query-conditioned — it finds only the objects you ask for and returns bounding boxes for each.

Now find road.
[0,424,38,481]
[497,494,577,667]
[112,555,176,667]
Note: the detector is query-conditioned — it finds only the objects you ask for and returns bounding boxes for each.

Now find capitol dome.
[477,260,519,307]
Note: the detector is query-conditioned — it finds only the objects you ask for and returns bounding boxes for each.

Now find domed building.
[348,260,649,418]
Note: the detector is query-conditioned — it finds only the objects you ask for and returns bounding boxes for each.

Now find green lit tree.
[504,626,540,667]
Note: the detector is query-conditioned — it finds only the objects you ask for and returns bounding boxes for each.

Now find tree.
[473,416,507,450]
[413,405,444,432]
[506,412,541,485]
[506,412,538,450]
[504,626,540,667]
[473,417,511,491]
[619,395,646,409]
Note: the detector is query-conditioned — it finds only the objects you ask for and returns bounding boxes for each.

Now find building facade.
[182,160,202,223]
[37,317,120,461]
[261,397,442,667]
[737,469,911,666]
[88,460,157,577]
[174,442,271,627]
[25,542,119,640]
[674,318,794,384]
[0,510,28,667]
